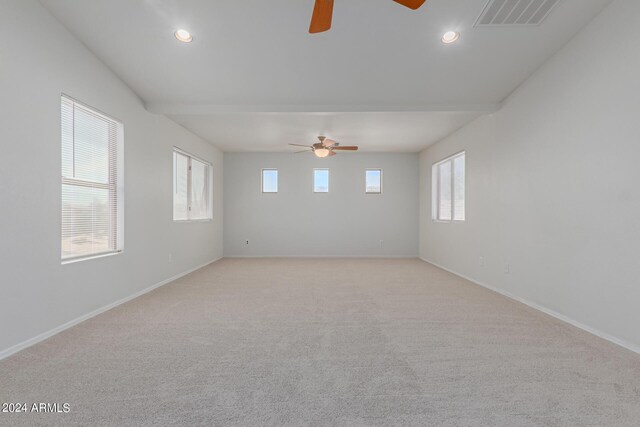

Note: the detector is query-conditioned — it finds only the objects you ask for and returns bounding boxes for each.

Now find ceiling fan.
[290,136,359,158]
[309,0,427,33]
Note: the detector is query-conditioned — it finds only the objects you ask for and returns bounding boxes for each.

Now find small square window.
[262,169,278,193]
[313,169,329,193]
[365,169,382,193]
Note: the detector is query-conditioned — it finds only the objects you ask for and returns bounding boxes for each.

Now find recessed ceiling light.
[174,29,193,43]
[441,31,460,44]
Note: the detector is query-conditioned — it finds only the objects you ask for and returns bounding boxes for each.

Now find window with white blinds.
[173,149,212,221]
[61,95,124,262]
[432,151,465,222]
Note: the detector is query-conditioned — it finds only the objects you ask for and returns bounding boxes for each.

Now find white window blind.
[61,96,123,262]
[438,161,452,221]
[173,152,189,220]
[173,149,212,221]
[432,151,465,222]
[453,154,465,221]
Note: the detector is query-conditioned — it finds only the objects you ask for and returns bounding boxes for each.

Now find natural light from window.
[173,149,212,221]
[433,152,465,222]
[61,95,123,262]
[314,169,329,193]
[262,169,278,193]
[365,169,382,193]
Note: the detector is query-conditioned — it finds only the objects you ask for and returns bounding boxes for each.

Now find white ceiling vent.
[475,0,561,27]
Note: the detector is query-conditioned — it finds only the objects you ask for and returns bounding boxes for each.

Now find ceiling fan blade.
[309,0,334,33]
[294,150,312,154]
[328,150,337,156]
[392,0,426,10]
[322,138,337,147]
[289,143,311,147]
[331,146,358,151]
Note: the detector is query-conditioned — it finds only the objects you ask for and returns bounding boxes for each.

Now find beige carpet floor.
[1,258,639,426]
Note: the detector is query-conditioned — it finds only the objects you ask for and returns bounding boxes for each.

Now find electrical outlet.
[479,256,484,267]
[245,240,249,245]
[168,253,172,263]
[504,264,510,274]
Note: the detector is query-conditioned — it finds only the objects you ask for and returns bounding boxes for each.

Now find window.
[61,95,123,262]
[314,169,329,193]
[365,169,382,193]
[432,151,465,221]
[262,169,278,193]
[173,148,212,221]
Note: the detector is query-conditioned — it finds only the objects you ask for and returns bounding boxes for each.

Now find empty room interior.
[1,0,640,425]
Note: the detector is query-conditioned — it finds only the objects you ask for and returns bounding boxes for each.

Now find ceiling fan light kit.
[314,148,331,158]
[309,0,427,34]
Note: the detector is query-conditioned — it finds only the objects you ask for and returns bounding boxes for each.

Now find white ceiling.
[168,111,485,152]
[40,0,612,151]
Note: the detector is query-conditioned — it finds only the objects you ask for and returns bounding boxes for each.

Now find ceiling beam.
[145,103,502,115]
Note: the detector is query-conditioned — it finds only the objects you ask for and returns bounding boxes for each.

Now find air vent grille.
[475,0,561,27]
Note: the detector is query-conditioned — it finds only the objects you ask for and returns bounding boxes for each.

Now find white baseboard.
[420,257,640,355]
[224,255,418,259]
[0,257,222,361]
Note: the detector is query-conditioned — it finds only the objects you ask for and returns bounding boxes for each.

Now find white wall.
[225,153,418,257]
[419,0,640,351]
[0,0,223,356]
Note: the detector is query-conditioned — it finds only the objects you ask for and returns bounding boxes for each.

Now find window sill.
[62,250,122,265]
[173,218,213,223]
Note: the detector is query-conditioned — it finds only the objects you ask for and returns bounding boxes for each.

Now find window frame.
[261,168,278,194]
[313,168,330,193]
[432,151,465,223]
[365,168,383,194]
[173,147,213,222]
[60,94,124,264]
